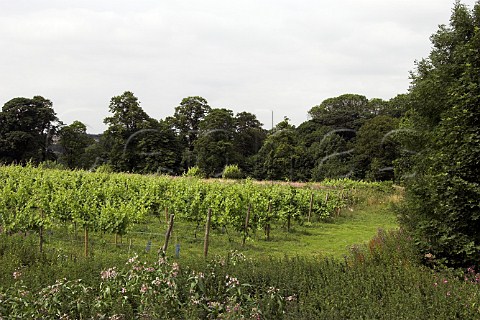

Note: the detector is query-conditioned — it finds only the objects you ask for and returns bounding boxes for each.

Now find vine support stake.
[204,208,212,258]
[84,226,89,257]
[308,193,314,223]
[266,202,272,241]
[243,203,252,246]
[162,214,175,254]
[39,209,44,253]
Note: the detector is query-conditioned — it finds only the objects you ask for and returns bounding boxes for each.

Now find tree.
[384,94,410,118]
[194,108,236,177]
[352,115,400,181]
[132,119,180,174]
[58,121,95,169]
[310,131,352,181]
[399,1,480,267]
[0,96,59,163]
[233,112,267,176]
[168,96,211,170]
[253,117,302,181]
[103,91,161,172]
[295,120,332,181]
[308,94,374,135]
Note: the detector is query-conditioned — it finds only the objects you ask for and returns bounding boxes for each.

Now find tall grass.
[1,229,480,319]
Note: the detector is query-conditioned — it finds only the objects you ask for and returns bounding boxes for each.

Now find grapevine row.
[0,165,361,238]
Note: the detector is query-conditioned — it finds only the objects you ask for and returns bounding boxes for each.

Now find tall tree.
[58,121,95,169]
[103,91,156,172]
[308,94,373,135]
[352,115,400,181]
[0,96,59,163]
[399,1,480,267]
[194,108,236,177]
[168,96,211,170]
[233,111,267,175]
[253,117,302,181]
[310,131,352,181]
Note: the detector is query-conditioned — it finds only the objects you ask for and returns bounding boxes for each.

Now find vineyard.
[0,165,392,256]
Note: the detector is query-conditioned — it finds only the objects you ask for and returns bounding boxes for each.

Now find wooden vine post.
[39,209,44,253]
[84,226,89,257]
[308,193,314,222]
[243,204,252,246]
[265,202,272,241]
[204,208,212,258]
[162,214,175,254]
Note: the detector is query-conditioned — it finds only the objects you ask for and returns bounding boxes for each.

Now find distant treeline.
[0,92,410,182]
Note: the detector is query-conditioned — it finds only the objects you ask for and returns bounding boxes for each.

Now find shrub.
[183,166,205,178]
[222,164,243,179]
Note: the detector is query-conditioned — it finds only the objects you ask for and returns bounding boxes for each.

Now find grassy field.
[30,190,399,263]
[3,185,480,319]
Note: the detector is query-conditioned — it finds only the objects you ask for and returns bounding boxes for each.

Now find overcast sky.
[0,0,477,133]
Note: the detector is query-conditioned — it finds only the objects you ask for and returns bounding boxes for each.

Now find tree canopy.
[398,1,480,267]
[0,96,59,163]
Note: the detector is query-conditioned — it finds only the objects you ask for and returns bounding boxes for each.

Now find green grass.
[5,189,480,319]
[29,192,398,265]
[252,202,398,258]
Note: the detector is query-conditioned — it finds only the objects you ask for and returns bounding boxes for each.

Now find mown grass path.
[243,197,399,259]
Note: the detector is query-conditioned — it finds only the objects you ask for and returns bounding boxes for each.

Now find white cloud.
[0,0,477,132]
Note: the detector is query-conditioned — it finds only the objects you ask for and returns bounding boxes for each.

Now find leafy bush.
[0,252,285,319]
[397,3,480,268]
[183,166,205,178]
[222,164,243,179]
[2,231,480,319]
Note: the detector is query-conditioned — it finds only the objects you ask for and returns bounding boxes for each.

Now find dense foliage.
[2,229,480,319]
[398,1,480,267]
[0,92,404,181]
[0,165,365,238]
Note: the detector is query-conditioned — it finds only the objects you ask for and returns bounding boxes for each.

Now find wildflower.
[226,275,240,287]
[250,307,261,320]
[434,282,438,287]
[443,279,448,284]
[121,287,127,294]
[127,254,138,264]
[140,284,148,293]
[226,304,240,313]
[100,267,118,280]
[172,262,179,277]
[152,277,162,286]
[13,271,22,280]
[447,291,451,296]
[208,301,221,309]
[267,286,279,294]
[286,295,297,302]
